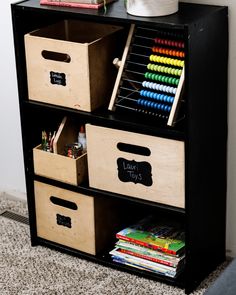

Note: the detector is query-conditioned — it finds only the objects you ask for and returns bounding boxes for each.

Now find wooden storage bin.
[24,20,122,111]
[34,181,119,255]
[33,117,87,185]
[33,145,87,185]
[86,124,185,208]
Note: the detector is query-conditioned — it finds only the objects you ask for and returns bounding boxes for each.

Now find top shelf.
[13,0,227,27]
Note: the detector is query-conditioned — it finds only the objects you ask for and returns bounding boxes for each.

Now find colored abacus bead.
[154,37,185,49]
[149,54,184,68]
[144,72,181,85]
[140,89,174,104]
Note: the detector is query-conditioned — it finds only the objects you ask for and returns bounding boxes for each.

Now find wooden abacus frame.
[109,24,185,126]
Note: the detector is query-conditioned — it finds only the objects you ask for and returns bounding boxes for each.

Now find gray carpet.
[0,195,229,295]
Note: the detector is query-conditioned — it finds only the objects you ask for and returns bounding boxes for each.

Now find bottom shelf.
[35,237,186,289]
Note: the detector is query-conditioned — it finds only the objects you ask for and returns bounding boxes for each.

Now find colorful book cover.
[52,0,106,3]
[116,240,185,264]
[116,216,185,255]
[116,246,182,267]
[40,0,115,9]
[110,249,180,278]
[112,257,177,278]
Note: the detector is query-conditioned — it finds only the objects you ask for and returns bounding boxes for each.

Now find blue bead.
[147,101,151,108]
[150,92,154,99]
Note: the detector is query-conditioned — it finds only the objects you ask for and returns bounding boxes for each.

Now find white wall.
[1,0,236,256]
[0,1,26,199]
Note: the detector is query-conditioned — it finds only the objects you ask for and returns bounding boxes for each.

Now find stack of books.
[40,0,115,9]
[110,216,185,278]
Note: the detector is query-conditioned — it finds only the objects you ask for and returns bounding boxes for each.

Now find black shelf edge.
[24,100,186,141]
[33,174,185,215]
[35,236,186,289]
[13,0,227,29]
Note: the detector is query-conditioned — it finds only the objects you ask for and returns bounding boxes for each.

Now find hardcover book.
[116,216,185,255]
[115,240,185,267]
[110,248,182,278]
[40,0,115,9]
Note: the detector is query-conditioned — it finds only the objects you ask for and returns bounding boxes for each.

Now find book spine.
[116,234,177,255]
[119,248,176,267]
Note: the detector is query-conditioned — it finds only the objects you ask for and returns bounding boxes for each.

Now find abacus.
[108,24,185,126]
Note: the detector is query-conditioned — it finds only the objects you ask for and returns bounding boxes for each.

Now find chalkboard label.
[56,214,71,228]
[50,71,66,86]
[117,158,153,186]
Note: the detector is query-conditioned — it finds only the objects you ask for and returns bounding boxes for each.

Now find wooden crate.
[86,124,185,208]
[24,20,122,111]
[34,181,120,254]
[33,117,87,185]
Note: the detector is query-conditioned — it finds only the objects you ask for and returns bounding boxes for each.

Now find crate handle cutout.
[50,196,78,210]
[117,142,151,156]
[41,50,71,63]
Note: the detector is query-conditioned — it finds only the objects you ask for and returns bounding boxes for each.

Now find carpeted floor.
[0,195,229,295]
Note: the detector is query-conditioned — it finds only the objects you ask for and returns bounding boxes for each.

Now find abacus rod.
[132,43,151,50]
[120,86,139,92]
[122,77,142,84]
[116,102,169,120]
[117,95,137,102]
[126,61,184,75]
[135,35,154,41]
[130,50,185,60]
[136,26,183,35]
[121,79,177,95]
[135,34,185,41]
[127,60,146,67]
[130,52,148,58]
[125,69,144,76]
[135,35,185,49]
[115,104,137,111]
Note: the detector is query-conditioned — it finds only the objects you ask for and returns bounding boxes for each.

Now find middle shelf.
[28,111,185,209]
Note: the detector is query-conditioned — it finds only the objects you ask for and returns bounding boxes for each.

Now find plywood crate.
[34,181,120,254]
[33,117,87,185]
[86,124,185,208]
[24,20,123,111]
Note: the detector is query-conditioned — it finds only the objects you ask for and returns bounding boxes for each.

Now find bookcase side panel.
[185,7,228,293]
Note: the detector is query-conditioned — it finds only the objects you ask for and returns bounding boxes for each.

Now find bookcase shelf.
[12,1,228,293]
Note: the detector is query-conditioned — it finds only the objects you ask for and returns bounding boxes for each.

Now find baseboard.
[0,190,27,201]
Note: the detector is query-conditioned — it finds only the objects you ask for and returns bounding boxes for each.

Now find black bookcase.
[11,1,228,293]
